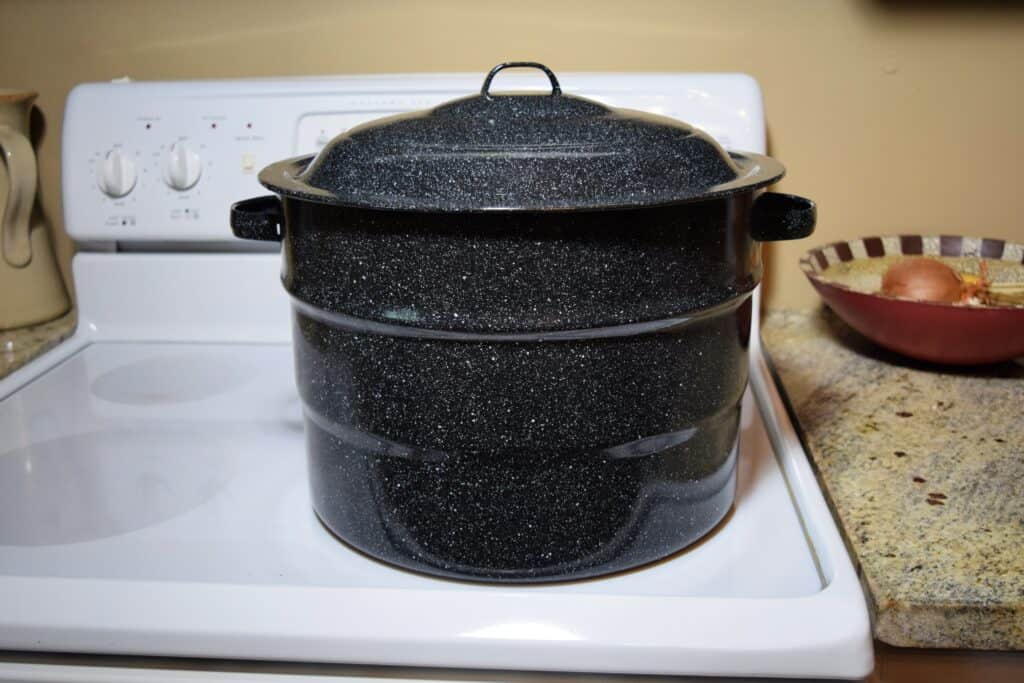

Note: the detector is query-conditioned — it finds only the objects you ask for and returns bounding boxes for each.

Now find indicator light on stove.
[162,141,202,191]
[96,149,137,198]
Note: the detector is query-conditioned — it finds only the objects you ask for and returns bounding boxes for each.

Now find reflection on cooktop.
[90,351,255,405]
[0,428,234,546]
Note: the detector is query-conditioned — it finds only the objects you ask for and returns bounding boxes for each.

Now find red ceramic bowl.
[801,235,1024,365]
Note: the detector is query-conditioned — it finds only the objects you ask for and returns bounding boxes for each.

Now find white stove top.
[0,73,872,680]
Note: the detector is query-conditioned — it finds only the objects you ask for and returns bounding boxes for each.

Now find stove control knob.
[162,141,201,191]
[96,149,136,198]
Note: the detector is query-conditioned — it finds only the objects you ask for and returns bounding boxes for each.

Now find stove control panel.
[63,74,765,245]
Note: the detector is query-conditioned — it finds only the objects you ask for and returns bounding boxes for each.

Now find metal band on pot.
[287,291,754,342]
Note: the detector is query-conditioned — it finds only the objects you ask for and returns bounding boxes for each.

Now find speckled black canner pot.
[229,63,818,582]
[283,202,753,581]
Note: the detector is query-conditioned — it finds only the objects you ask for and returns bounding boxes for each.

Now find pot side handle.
[750,192,816,242]
[231,195,283,242]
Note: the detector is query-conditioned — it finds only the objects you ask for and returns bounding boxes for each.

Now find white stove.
[0,73,872,681]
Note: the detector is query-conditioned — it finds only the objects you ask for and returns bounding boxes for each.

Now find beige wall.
[1,0,1023,310]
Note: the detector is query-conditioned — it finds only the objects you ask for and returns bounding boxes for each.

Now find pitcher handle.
[0,124,36,268]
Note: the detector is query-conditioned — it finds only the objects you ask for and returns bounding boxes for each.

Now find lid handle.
[481,62,562,98]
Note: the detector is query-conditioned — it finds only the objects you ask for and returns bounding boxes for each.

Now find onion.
[881,257,963,303]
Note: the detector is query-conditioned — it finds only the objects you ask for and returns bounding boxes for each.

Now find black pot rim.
[258,150,785,213]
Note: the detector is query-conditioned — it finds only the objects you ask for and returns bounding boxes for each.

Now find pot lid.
[259,62,785,212]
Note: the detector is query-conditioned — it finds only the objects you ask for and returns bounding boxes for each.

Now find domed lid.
[259,62,785,212]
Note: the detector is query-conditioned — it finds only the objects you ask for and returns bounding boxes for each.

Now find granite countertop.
[0,311,76,381]
[762,308,1024,651]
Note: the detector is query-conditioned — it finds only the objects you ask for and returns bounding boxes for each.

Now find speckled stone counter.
[762,307,1024,651]
[0,311,75,381]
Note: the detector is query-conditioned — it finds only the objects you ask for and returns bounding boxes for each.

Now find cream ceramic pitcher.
[0,89,69,330]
